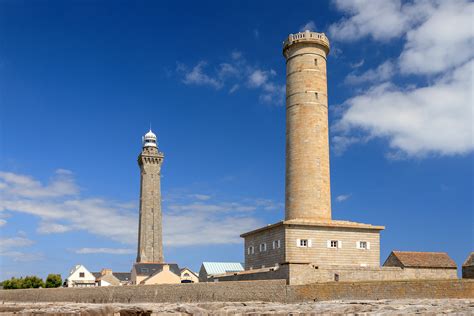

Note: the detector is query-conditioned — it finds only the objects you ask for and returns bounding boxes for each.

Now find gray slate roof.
[132,263,181,276]
[91,272,131,282]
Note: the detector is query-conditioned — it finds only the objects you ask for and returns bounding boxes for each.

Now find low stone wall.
[212,264,458,285]
[0,280,472,303]
[288,264,458,285]
[289,280,474,301]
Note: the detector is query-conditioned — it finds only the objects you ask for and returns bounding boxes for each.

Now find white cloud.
[0,236,34,250]
[328,0,428,41]
[177,53,284,105]
[229,84,240,94]
[330,0,474,157]
[75,248,135,255]
[399,1,474,75]
[0,219,6,226]
[164,214,259,247]
[248,69,269,87]
[336,194,352,202]
[0,169,78,198]
[350,59,365,69]
[345,60,395,85]
[334,61,473,157]
[37,222,71,234]
[189,194,211,201]
[180,61,223,89]
[300,20,316,32]
[0,170,279,247]
[0,235,43,262]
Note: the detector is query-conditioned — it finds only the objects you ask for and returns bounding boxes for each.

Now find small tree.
[21,276,44,289]
[45,274,62,288]
[2,277,23,289]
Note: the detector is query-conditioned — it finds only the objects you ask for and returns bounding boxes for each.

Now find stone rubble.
[0,299,473,315]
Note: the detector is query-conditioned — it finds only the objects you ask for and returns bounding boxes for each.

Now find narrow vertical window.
[314,58,318,66]
[315,92,319,99]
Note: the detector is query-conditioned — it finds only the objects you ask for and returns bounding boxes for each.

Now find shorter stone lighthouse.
[131,130,183,285]
[136,129,164,263]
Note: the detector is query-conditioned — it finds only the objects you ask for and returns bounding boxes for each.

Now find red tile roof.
[463,252,474,267]
[385,251,457,269]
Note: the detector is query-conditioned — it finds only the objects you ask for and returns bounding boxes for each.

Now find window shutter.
[338,240,342,248]
[326,240,331,248]
[296,239,301,247]
[308,239,312,247]
[356,241,360,249]
[367,242,371,250]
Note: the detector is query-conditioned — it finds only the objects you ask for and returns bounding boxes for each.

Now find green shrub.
[45,274,62,288]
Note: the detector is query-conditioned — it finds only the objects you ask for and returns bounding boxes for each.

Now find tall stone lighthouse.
[136,129,164,263]
[240,30,384,276]
[283,30,331,221]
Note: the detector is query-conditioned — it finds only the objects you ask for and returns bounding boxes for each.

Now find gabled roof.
[91,272,131,282]
[99,273,121,286]
[201,262,244,275]
[180,267,198,278]
[132,263,180,276]
[68,264,87,277]
[384,251,457,269]
[113,272,131,282]
[463,252,474,267]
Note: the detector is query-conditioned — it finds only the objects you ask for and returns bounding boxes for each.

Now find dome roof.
[144,129,157,140]
[142,129,157,148]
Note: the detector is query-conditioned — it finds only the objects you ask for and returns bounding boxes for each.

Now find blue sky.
[0,0,472,279]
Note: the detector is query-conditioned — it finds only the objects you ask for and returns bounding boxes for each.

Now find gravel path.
[1,299,473,315]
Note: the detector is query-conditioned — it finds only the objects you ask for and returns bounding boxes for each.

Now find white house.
[66,265,96,287]
[180,267,199,283]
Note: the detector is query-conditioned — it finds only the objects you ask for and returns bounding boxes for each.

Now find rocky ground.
[0,299,473,315]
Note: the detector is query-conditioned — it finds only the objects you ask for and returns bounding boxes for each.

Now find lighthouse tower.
[136,129,164,263]
[283,30,331,221]
[239,30,384,277]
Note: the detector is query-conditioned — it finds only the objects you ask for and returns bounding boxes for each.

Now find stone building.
[462,252,474,279]
[212,30,458,285]
[383,251,457,279]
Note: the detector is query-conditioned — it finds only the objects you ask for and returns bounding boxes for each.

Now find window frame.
[247,246,255,255]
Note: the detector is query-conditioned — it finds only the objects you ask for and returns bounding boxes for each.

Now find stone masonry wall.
[284,33,332,221]
[285,226,380,267]
[244,225,285,269]
[288,264,458,285]
[0,280,472,303]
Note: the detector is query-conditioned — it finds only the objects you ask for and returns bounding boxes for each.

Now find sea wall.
[0,280,473,303]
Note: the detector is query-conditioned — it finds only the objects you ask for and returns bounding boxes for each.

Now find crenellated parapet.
[283,30,330,57]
